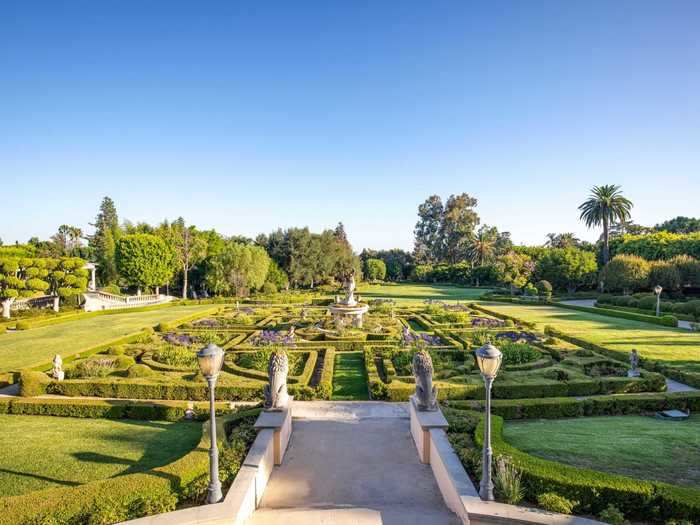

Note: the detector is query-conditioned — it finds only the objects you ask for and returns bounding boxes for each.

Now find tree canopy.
[115,234,175,292]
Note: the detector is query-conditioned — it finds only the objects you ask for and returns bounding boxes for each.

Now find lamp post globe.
[654,285,663,317]
[197,344,225,504]
[475,342,502,501]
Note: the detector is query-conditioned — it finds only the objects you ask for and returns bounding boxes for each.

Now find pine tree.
[89,197,121,285]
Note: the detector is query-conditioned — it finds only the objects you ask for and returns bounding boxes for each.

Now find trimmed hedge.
[0,408,260,524]
[476,415,700,521]
[315,348,335,399]
[46,379,264,401]
[555,302,679,327]
[446,391,700,420]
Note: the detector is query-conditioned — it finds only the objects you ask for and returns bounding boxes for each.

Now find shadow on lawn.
[0,467,82,488]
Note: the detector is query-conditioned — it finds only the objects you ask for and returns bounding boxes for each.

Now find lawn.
[0,415,201,497]
[504,415,700,487]
[357,283,490,305]
[332,351,368,400]
[0,304,218,372]
[478,302,700,372]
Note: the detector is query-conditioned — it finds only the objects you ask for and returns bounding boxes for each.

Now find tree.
[440,193,480,263]
[205,241,271,297]
[544,233,580,249]
[655,216,700,234]
[494,251,534,294]
[648,260,681,292]
[413,195,445,264]
[89,197,121,285]
[158,218,208,299]
[46,257,89,310]
[0,257,50,318]
[51,225,84,256]
[467,225,499,266]
[264,260,289,292]
[115,234,174,294]
[364,258,387,281]
[670,255,700,288]
[600,254,650,294]
[534,248,598,293]
[578,185,633,264]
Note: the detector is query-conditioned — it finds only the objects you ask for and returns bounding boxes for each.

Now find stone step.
[246,504,462,525]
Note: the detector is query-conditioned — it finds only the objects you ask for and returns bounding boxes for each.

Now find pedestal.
[254,404,293,465]
[409,395,448,464]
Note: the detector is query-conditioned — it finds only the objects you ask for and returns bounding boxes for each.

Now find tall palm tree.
[578,185,633,264]
[466,225,498,267]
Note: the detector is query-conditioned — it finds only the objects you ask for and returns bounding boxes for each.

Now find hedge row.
[470,303,537,329]
[0,409,261,524]
[446,391,700,420]
[46,378,264,401]
[475,415,700,521]
[0,396,241,421]
[315,348,335,399]
[554,302,678,327]
[222,351,318,385]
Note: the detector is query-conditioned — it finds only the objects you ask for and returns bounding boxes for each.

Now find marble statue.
[184,402,195,420]
[52,354,64,381]
[288,325,296,339]
[264,350,290,410]
[301,308,309,321]
[412,350,438,411]
[628,349,640,377]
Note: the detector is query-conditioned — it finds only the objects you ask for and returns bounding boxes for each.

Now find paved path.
[559,299,597,308]
[246,401,460,525]
[666,378,698,393]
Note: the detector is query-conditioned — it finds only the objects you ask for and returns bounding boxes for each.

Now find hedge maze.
[22,301,667,403]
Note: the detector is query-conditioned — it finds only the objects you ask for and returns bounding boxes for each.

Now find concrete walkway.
[246,401,460,525]
[666,378,698,393]
[559,299,597,308]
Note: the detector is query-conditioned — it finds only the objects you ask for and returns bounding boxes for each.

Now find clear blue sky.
[2,1,699,251]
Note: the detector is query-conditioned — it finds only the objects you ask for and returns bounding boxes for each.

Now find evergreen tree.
[89,197,121,285]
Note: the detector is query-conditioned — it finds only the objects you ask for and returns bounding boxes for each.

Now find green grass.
[504,415,700,487]
[479,302,700,372]
[357,283,490,305]
[332,351,368,400]
[0,304,217,373]
[0,414,201,497]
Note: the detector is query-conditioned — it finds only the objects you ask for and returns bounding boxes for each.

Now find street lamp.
[197,343,225,504]
[654,285,663,317]
[475,342,503,501]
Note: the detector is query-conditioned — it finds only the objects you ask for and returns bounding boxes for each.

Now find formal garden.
[1,283,698,523]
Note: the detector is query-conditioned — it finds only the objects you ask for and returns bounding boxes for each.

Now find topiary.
[660,315,678,327]
[155,322,173,332]
[107,345,126,356]
[15,320,31,331]
[19,370,51,397]
[127,364,154,378]
[114,355,136,369]
[537,492,577,514]
[598,504,630,525]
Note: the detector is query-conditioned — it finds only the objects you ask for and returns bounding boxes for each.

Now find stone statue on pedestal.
[628,349,640,377]
[264,350,290,410]
[412,350,438,411]
[52,354,64,381]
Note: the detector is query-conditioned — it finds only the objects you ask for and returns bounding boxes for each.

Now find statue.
[264,350,290,410]
[341,272,357,306]
[628,349,640,377]
[52,354,64,381]
[288,325,296,339]
[301,308,309,321]
[184,402,195,420]
[412,350,438,411]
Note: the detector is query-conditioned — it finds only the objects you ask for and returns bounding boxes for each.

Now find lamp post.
[654,285,663,317]
[475,342,503,501]
[197,343,225,504]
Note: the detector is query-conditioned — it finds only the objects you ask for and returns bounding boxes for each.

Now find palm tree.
[467,225,498,267]
[545,232,580,249]
[578,185,633,264]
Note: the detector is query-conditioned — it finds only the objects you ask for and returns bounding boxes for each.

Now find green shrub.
[494,455,524,504]
[68,358,116,379]
[19,370,51,397]
[15,320,31,330]
[155,322,173,332]
[107,345,126,356]
[661,315,679,327]
[501,342,540,366]
[114,355,135,369]
[153,345,198,368]
[599,504,630,525]
[537,492,577,514]
[127,364,154,378]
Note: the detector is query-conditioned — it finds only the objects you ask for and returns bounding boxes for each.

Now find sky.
[2,1,699,252]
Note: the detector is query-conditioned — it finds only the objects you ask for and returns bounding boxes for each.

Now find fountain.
[327,271,369,328]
